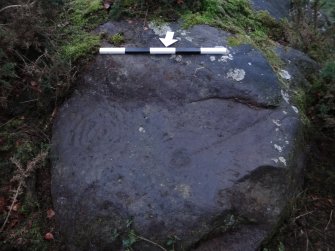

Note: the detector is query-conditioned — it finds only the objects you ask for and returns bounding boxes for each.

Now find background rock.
[249,0,291,19]
[276,46,319,88]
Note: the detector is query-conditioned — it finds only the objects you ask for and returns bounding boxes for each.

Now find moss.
[61,32,100,61]
[182,11,216,28]
[109,33,125,46]
[57,0,115,62]
[262,47,284,71]
[68,0,107,28]
[293,88,310,126]
[227,34,250,46]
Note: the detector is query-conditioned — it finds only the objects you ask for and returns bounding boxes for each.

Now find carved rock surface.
[51,21,305,251]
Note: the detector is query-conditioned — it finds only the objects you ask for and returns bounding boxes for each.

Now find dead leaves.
[103,0,113,10]
[11,202,20,212]
[44,232,54,241]
[46,208,55,219]
[44,209,55,241]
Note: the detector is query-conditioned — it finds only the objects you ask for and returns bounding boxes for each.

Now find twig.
[0,117,16,129]
[325,209,333,231]
[0,151,48,233]
[295,211,314,220]
[35,50,48,65]
[20,98,39,104]
[305,231,309,251]
[0,5,25,13]
[0,182,23,232]
[0,1,36,13]
[14,50,29,68]
[44,107,58,132]
[133,234,167,251]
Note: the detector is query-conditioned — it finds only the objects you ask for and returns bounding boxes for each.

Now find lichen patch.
[279,70,291,80]
[281,90,290,104]
[274,144,283,153]
[148,22,172,36]
[175,184,191,199]
[279,157,287,166]
[272,119,282,127]
[292,106,299,114]
[226,68,246,81]
[218,53,233,62]
[271,158,279,164]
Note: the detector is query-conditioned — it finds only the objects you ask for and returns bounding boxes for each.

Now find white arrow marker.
[159,31,178,47]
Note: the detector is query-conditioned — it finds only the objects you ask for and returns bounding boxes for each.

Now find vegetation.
[109,33,125,46]
[0,0,106,249]
[0,0,334,250]
[182,0,287,72]
[322,0,335,21]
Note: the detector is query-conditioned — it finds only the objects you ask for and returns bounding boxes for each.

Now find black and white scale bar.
[99,47,228,55]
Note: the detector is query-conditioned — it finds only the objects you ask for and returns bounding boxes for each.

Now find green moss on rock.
[61,32,100,61]
[68,0,107,27]
[109,33,125,46]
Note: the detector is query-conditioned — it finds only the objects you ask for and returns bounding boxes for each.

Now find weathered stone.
[249,0,291,19]
[51,21,305,250]
[276,46,319,88]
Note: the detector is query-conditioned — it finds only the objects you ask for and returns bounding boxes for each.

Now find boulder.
[249,0,291,19]
[51,21,306,250]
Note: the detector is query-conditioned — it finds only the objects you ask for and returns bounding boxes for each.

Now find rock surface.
[276,46,319,88]
[249,0,291,19]
[52,21,305,250]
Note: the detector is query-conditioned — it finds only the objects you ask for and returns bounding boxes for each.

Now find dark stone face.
[51,21,306,250]
[249,0,292,20]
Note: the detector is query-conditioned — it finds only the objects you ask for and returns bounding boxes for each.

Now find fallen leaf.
[47,208,55,219]
[103,0,113,9]
[12,203,20,212]
[103,3,110,9]
[44,232,54,241]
